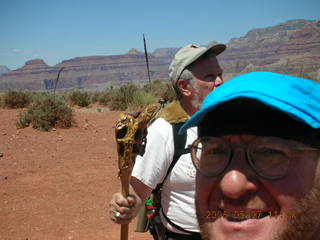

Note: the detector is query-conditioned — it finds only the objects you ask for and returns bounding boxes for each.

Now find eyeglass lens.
[191,136,294,179]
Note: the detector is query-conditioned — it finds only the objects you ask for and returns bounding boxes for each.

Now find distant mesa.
[0,19,319,91]
[127,48,143,55]
[0,65,10,75]
[22,59,50,69]
[152,48,179,58]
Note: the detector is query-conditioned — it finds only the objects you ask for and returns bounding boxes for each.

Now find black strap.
[153,122,189,193]
[165,230,202,240]
[161,208,200,235]
[152,122,194,235]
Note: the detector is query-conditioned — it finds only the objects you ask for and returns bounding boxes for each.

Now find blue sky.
[1,0,319,70]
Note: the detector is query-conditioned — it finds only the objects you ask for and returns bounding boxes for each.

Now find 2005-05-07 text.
[206,210,297,220]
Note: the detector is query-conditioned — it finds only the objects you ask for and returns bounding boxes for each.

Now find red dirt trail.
[0,108,152,240]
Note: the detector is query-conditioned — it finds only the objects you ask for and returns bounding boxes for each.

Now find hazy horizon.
[1,0,319,70]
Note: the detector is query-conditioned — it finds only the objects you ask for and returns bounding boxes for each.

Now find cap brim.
[185,43,226,70]
[207,43,226,56]
[180,72,320,134]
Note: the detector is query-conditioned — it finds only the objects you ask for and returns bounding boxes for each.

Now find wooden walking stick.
[115,104,159,240]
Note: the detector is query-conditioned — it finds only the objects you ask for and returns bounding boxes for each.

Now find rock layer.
[0,19,319,90]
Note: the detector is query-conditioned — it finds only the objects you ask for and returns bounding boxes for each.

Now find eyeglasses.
[190,136,319,180]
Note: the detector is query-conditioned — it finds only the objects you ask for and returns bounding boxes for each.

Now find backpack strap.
[153,122,195,235]
[161,208,200,235]
[153,122,189,193]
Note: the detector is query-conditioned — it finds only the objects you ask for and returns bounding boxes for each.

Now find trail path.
[0,108,151,240]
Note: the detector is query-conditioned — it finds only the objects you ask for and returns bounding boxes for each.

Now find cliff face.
[0,49,174,90]
[0,59,60,90]
[0,19,319,91]
[219,20,320,78]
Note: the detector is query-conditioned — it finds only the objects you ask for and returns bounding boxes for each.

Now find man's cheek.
[196,201,209,225]
[196,177,217,222]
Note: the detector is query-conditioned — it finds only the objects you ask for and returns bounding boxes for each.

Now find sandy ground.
[0,107,152,240]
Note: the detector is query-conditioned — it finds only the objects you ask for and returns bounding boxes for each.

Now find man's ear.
[177,79,192,97]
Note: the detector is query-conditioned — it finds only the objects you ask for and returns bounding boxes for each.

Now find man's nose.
[219,152,258,199]
[214,76,223,88]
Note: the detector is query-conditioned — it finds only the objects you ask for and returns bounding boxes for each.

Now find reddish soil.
[0,107,152,240]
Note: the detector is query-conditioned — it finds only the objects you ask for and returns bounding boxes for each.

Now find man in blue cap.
[181,72,320,240]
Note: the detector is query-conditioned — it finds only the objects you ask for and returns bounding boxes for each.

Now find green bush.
[109,84,139,110]
[144,80,176,102]
[160,82,176,102]
[90,91,102,103]
[28,91,48,104]
[0,92,4,107]
[54,91,69,102]
[69,90,91,107]
[17,94,74,131]
[98,90,112,106]
[4,90,31,108]
[103,82,176,111]
[127,89,157,111]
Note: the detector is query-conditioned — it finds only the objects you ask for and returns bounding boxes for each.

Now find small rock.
[0,153,3,158]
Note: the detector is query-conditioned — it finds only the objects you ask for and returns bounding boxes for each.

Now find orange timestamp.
[206,210,297,220]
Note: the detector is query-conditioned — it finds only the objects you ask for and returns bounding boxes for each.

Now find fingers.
[127,195,136,207]
[109,193,137,224]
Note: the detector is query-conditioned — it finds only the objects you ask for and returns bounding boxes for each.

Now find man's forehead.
[198,99,320,147]
[189,52,218,66]
[187,55,220,75]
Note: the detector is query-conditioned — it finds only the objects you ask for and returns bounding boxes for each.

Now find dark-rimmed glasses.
[190,136,319,180]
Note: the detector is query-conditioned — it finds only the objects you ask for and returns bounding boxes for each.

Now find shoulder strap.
[161,208,200,235]
[153,122,189,193]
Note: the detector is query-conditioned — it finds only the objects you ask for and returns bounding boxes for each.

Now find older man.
[109,42,225,239]
[181,71,320,240]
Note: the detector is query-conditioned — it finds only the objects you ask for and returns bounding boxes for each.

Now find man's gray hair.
[173,68,194,99]
[179,68,194,81]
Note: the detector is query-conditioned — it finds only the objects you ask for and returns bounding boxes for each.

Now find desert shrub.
[0,92,4,107]
[127,89,157,111]
[17,94,74,131]
[27,92,48,104]
[104,82,176,111]
[109,84,140,110]
[4,90,31,108]
[54,91,69,102]
[82,81,176,111]
[144,80,176,102]
[90,91,102,103]
[98,89,112,106]
[159,82,176,102]
[69,90,91,107]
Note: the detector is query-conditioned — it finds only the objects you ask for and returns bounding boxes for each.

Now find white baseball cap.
[169,42,226,84]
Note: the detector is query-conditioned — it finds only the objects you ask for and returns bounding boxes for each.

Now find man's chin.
[200,215,283,240]
[199,184,320,240]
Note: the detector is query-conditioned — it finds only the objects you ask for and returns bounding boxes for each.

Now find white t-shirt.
[132,117,199,233]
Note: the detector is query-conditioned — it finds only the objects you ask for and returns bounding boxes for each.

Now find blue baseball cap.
[180,71,320,134]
